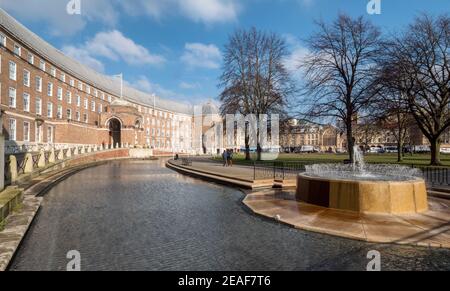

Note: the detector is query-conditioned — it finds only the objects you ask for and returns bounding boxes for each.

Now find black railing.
[31,152,41,169]
[44,151,51,164]
[16,153,28,175]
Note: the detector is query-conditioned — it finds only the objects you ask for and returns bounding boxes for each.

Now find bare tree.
[299,14,383,162]
[382,14,450,166]
[219,27,295,160]
[371,66,412,162]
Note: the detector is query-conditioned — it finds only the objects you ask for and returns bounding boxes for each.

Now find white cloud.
[283,34,310,75]
[2,0,241,36]
[181,43,222,69]
[120,0,240,24]
[177,0,240,24]
[62,45,105,72]
[1,0,118,36]
[126,76,179,100]
[85,30,166,66]
[179,82,200,89]
[62,30,165,71]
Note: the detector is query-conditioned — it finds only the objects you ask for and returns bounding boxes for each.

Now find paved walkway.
[168,159,295,189]
[244,189,450,248]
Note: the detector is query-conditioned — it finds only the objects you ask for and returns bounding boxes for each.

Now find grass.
[214,153,450,167]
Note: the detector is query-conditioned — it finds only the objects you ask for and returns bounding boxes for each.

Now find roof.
[0,8,193,115]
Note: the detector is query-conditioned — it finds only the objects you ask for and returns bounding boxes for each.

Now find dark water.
[9,160,450,271]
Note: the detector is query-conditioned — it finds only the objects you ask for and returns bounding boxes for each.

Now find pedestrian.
[228,150,233,167]
[222,150,228,167]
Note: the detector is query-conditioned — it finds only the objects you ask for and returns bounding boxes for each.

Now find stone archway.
[108,118,122,146]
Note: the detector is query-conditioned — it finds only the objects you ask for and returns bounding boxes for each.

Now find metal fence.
[233,160,450,186]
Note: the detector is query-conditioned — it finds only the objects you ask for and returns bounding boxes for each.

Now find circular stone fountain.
[296,147,428,214]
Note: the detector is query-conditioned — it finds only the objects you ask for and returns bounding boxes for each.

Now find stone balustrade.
[3,144,131,187]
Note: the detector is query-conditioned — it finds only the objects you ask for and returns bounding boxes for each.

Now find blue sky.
[1,0,448,106]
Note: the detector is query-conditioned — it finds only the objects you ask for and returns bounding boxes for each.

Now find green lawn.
[214,152,450,167]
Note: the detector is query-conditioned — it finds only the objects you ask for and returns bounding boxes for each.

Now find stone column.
[66,147,72,158]
[49,149,55,163]
[9,155,18,183]
[24,153,33,173]
[81,146,85,154]
[38,150,46,168]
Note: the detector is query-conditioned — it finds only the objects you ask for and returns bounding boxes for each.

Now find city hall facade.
[0,9,194,155]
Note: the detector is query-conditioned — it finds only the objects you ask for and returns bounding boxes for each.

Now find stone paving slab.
[243,189,450,249]
[0,195,42,271]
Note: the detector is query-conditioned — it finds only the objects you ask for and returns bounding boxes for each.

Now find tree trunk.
[346,123,354,163]
[430,138,442,166]
[244,122,251,160]
[397,140,403,162]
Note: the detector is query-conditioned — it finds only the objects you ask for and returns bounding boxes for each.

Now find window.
[83,113,88,123]
[70,79,75,87]
[9,61,16,80]
[50,67,56,77]
[101,92,105,100]
[57,105,63,119]
[67,109,72,120]
[47,126,53,143]
[91,100,95,112]
[66,91,72,104]
[86,85,90,94]
[23,121,30,142]
[35,76,42,92]
[84,98,88,109]
[98,103,103,113]
[39,60,46,71]
[47,82,53,96]
[8,87,16,108]
[23,70,30,87]
[78,82,83,91]
[0,33,6,46]
[61,73,66,82]
[23,93,30,112]
[94,89,98,97]
[8,119,16,141]
[47,102,53,118]
[13,44,21,56]
[36,97,42,115]
[27,53,34,64]
[35,124,42,143]
[76,111,80,121]
[107,95,112,102]
[76,95,81,107]
[57,87,63,100]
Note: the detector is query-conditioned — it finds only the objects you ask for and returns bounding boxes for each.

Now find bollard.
[38,150,46,168]
[49,149,56,163]
[24,153,33,173]
[9,155,18,183]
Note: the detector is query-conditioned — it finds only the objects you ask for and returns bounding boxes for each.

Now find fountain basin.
[296,173,428,214]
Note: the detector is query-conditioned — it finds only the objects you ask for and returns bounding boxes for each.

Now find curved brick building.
[0,8,194,154]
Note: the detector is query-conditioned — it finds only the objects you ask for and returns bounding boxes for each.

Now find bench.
[181,158,192,166]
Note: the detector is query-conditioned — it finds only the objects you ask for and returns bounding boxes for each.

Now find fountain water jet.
[296,145,428,214]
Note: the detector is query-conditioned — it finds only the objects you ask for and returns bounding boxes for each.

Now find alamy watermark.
[366,250,381,271]
[367,0,382,15]
[66,250,81,271]
[66,0,81,15]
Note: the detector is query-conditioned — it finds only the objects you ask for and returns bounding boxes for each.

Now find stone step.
[430,187,450,194]
[428,190,450,200]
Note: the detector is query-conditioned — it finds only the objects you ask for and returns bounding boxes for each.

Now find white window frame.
[9,61,16,81]
[0,33,6,47]
[13,44,21,56]
[47,102,53,118]
[27,52,34,64]
[47,82,53,97]
[57,105,63,119]
[23,121,30,142]
[36,97,42,115]
[8,87,16,108]
[23,93,30,112]
[9,119,17,141]
[57,87,63,100]
[35,76,42,92]
[23,69,30,87]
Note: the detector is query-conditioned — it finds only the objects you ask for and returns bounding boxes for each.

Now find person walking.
[222,150,228,167]
[228,150,233,167]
